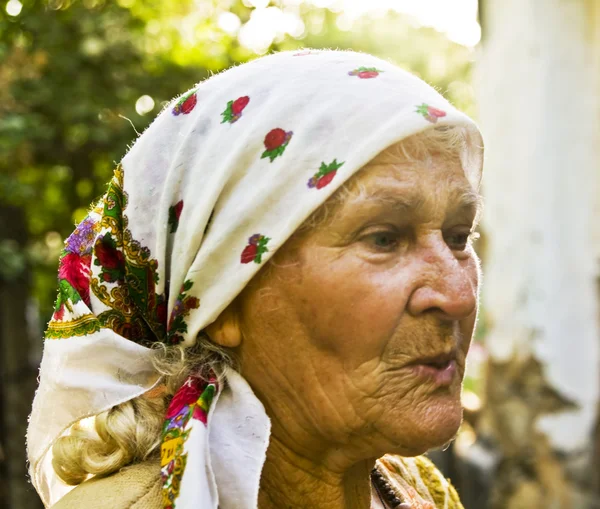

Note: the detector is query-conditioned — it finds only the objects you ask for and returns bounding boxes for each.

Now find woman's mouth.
[408,351,458,387]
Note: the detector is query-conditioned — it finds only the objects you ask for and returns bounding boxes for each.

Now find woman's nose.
[406,238,478,320]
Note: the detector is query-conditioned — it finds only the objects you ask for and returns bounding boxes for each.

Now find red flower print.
[181,94,197,114]
[94,233,126,283]
[169,334,184,345]
[261,129,293,162]
[416,103,447,123]
[52,266,92,322]
[307,159,345,190]
[221,96,250,124]
[241,243,258,264]
[184,296,200,311]
[157,300,168,327]
[174,200,183,220]
[166,279,199,344]
[165,377,203,419]
[95,239,125,270]
[58,253,92,306]
[192,405,208,424]
[359,71,379,79]
[53,305,65,321]
[294,50,318,56]
[427,106,446,119]
[172,90,198,116]
[348,67,384,79]
[264,128,287,151]
[232,96,249,115]
[316,171,337,189]
[168,200,184,233]
[241,234,270,264]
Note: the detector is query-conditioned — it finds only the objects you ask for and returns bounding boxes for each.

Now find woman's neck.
[258,435,376,509]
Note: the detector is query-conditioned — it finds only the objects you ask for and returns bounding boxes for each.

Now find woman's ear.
[205,304,242,348]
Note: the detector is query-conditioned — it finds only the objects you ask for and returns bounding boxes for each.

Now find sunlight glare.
[218,11,242,34]
[239,7,279,53]
[135,95,155,115]
[246,0,269,8]
[281,11,305,38]
[6,0,23,16]
[311,0,335,7]
[335,13,353,31]
[239,6,305,52]
[386,0,480,47]
[462,390,482,412]
[237,0,480,55]
[296,0,482,48]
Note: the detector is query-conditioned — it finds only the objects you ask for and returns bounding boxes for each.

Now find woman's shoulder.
[376,454,464,509]
[50,459,162,509]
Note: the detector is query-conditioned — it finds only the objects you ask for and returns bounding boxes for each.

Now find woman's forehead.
[355,148,471,191]
[338,153,481,217]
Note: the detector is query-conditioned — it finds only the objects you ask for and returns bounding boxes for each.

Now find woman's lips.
[406,350,459,387]
[409,359,457,386]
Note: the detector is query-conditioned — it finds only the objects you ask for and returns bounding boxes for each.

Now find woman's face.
[231,144,481,462]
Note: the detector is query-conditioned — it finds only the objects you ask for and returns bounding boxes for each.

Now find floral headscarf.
[27,49,483,508]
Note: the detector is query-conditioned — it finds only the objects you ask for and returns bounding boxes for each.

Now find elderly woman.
[28,49,483,509]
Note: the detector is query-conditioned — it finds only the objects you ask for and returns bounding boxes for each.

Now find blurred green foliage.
[0,0,476,329]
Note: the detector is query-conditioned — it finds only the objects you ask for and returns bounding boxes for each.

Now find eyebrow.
[450,189,483,225]
[345,186,483,223]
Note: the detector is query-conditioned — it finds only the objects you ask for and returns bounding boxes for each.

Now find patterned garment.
[27,49,483,509]
[377,455,464,509]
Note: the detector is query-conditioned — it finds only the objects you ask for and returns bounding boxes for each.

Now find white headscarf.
[27,49,483,508]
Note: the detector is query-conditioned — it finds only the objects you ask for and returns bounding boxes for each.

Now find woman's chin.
[384,395,464,456]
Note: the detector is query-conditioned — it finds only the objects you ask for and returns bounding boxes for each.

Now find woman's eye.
[446,231,478,250]
[363,231,399,251]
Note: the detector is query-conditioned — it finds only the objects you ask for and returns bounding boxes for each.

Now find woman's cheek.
[336,277,410,356]
[458,253,480,357]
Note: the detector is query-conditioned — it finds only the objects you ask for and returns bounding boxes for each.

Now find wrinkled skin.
[208,144,482,509]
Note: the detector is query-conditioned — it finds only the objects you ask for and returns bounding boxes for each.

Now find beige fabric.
[51,459,162,509]
[50,455,463,509]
